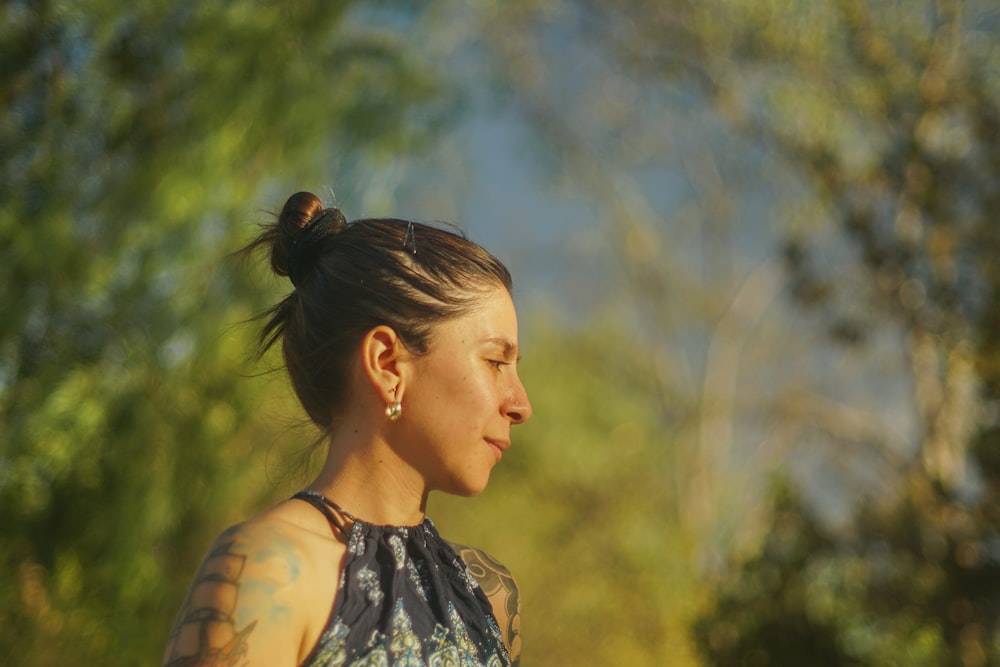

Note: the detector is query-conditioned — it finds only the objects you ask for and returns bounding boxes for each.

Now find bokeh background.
[4,1,1000,665]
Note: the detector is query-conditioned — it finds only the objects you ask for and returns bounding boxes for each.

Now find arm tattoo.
[451,544,521,665]
[164,540,258,667]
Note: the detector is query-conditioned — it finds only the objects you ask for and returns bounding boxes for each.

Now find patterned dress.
[293,491,510,667]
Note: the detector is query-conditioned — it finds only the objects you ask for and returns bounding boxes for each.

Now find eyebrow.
[485,337,519,358]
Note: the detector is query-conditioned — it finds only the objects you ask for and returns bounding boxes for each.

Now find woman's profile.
[162,192,532,666]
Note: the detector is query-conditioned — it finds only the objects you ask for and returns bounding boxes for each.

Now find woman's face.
[396,285,533,496]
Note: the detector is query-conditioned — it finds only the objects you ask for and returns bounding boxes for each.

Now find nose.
[504,376,533,425]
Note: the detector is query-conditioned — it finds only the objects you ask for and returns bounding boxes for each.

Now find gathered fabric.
[293,491,510,667]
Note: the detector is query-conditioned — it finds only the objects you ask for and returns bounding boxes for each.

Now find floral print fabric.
[294,491,509,667]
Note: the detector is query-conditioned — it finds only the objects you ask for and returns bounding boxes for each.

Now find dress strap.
[291,490,354,536]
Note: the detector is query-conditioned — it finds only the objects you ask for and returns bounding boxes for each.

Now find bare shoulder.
[447,541,522,665]
[162,501,346,667]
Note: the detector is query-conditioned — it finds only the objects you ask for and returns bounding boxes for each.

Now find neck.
[307,420,428,526]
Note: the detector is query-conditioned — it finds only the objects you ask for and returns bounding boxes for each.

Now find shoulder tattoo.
[451,543,522,665]
[163,539,259,667]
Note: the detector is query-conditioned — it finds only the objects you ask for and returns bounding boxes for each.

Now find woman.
[162,192,532,667]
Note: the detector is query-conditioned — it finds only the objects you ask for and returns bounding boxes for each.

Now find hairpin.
[403,221,417,254]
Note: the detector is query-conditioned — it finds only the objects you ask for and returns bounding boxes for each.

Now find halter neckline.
[294,489,426,530]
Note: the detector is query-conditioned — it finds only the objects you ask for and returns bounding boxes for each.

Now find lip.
[485,438,510,458]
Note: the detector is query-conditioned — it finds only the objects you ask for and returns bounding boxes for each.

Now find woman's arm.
[451,544,522,666]
[162,521,309,667]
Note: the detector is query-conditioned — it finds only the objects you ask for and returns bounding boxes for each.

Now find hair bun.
[275,192,348,287]
[281,191,326,232]
[264,192,320,277]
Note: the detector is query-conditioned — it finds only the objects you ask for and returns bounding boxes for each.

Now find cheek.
[427,358,478,399]
[441,378,490,419]
[437,378,495,431]
[412,356,497,421]
[410,365,468,420]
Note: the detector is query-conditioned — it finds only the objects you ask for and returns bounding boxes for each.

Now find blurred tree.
[576,0,1000,664]
[0,2,449,664]
[458,0,1000,663]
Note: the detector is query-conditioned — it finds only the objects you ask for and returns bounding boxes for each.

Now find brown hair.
[244,191,512,429]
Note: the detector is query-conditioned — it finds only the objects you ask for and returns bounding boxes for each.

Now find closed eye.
[488,360,508,370]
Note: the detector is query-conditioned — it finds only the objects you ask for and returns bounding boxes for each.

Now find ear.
[360,325,412,404]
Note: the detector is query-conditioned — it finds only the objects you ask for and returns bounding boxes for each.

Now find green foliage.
[694,479,856,666]
[597,0,1000,663]
[0,2,448,663]
[697,469,1000,665]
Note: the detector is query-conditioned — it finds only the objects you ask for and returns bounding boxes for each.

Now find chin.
[443,472,493,498]
[448,483,490,498]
